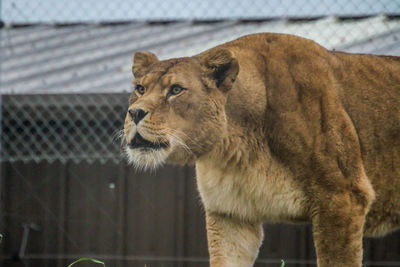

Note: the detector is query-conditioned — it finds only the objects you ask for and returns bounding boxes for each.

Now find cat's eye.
[135,84,145,95]
[170,85,183,95]
[168,84,186,98]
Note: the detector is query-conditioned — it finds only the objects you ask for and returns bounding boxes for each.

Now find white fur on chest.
[196,155,307,223]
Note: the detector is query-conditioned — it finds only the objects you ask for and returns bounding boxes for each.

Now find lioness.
[124,33,400,267]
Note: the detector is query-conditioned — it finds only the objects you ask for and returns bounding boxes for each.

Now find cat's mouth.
[128,133,169,150]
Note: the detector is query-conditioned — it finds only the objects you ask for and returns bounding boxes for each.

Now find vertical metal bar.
[176,167,185,267]
[0,0,3,161]
[116,163,127,267]
[56,162,68,267]
[0,2,4,264]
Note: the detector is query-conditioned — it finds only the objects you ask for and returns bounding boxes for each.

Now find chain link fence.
[1,1,400,266]
[1,0,399,23]
[1,0,400,164]
[2,94,127,163]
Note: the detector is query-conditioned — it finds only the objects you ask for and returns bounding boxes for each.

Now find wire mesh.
[1,1,400,266]
[0,1,399,165]
[1,0,400,23]
[1,94,128,163]
[1,0,400,164]
[1,11,400,163]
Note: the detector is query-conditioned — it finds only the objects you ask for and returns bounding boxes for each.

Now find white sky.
[1,0,400,23]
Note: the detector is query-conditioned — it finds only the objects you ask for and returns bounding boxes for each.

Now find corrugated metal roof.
[1,15,399,95]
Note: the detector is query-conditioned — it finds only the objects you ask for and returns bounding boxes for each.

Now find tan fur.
[124,33,400,266]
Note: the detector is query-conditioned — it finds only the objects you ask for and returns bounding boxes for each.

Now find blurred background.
[1,0,400,266]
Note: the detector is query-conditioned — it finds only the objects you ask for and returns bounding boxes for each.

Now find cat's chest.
[196,159,307,222]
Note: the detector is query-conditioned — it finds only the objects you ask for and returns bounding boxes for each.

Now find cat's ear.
[200,49,239,92]
[132,51,159,78]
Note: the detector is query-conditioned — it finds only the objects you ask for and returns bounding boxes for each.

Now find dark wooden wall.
[1,161,400,267]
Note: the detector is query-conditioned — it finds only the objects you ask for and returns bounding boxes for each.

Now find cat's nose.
[128,109,148,124]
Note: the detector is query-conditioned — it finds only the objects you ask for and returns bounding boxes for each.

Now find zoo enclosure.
[1,0,400,266]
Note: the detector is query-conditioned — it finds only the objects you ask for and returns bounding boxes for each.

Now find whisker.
[163,127,207,153]
[112,128,129,152]
[112,129,125,142]
[139,125,167,136]
[162,128,194,154]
